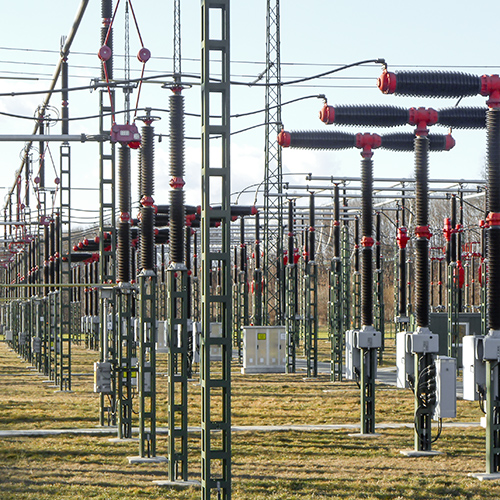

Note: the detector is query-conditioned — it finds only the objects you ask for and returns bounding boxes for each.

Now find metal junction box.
[241,326,286,374]
[345,329,360,381]
[396,331,413,389]
[462,335,486,401]
[94,361,112,393]
[433,356,457,419]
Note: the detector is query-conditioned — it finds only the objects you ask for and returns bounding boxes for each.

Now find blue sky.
[0,1,497,224]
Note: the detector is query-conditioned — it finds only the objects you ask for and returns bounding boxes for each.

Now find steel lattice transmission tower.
[263,0,283,325]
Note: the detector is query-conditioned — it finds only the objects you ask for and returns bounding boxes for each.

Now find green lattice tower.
[98,88,117,426]
[341,224,351,332]
[201,1,232,496]
[137,271,158,457]
[447,262,459,359]
[263,0,283,326]
[167,265,189,480]
[58,144,72,391]
[48,291,58,382]
[329,257,342,381]
[374,268,384,362]
[305,262,318,378]
[116,284,134,439]
[285,264,298,373]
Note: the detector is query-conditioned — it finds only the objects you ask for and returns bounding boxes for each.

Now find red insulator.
[98,45,112,62]
[277,130,291,147]
[120,212,130,223]
[397,227,409,249]
[128,141,141,150]
[137,47,151,63]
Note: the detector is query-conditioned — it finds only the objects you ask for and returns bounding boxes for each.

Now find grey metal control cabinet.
[242,326,286,374]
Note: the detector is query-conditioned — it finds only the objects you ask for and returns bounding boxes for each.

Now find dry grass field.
[0,338,499,499]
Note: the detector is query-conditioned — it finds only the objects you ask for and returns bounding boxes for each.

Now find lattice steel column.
[201,1,232,497]
[98,0,117,426]
[263,0,283,325]
[58,143,72,391]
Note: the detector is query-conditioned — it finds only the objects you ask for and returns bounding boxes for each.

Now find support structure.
[201,1,232,497]
[263,0,283,326]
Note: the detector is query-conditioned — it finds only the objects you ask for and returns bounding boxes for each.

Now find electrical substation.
[2,1,500,499]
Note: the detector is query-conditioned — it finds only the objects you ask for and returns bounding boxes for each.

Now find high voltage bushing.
[378,70,483,99]
[319,103,486,130]
[360,156,373,327]
[101,0,113,82]
[139,124,155,270]
[278,130,456,153]
[169,92,185,264]
[117,145,131,283]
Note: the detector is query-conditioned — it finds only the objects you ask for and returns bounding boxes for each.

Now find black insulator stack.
[43,224,49,294]
[49,220,55,287]
[169,190,184,263]
[329,105,409,127]
[288,199,294,264]
[240,218,245,272]
[487,109,500,213]
[376,213,381,270]
[140,125,155,270]
[255,212,260,269]
[117,145,131,283]
[414,136,430,329]
[360,157,373,327]
[487,108,500,330]
[287,130,355,150]
[100,0,113,81]
[354,217,360,272]
[451,196,457,262]
[387,71,481,98]
[399,244,407,317]
[437,107,487,129]
[309,193,315,262]
[381,133,451,152]
[169,93,185,264]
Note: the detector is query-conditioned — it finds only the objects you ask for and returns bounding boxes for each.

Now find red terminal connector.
[377,70,397,94]
[397,227,409,249]
[319,104,335,124]
[137,47,151,63]
[277,130,291,147]
[486,212,500,226]
[443,217,452,242]
[415,225,433,239]
[445,134,456,151]
[481,75,500,108]
[361,236,374,247]
[169,177,185,189]
[98,45,112,62]
[408,107,438,136]
[120,212,130,223]
[355,133,381,158]
[141,195,154,207]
